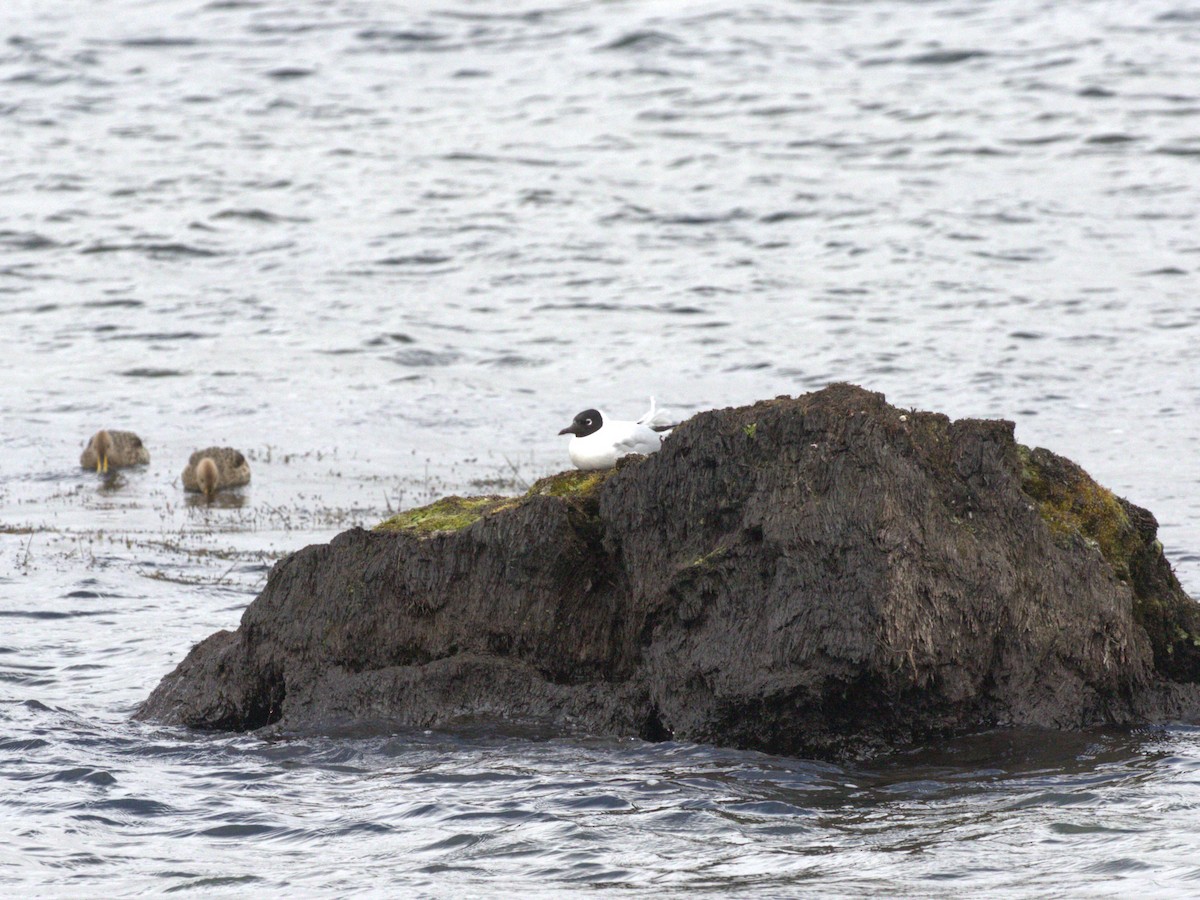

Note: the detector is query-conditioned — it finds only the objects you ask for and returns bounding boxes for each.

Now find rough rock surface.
[137,384,1200,758]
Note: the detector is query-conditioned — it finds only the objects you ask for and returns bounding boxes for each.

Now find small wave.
[46,767,118,786]
[421,832,492,852]
[391,349,460,367]
[723,799,812,818]
[366,333,415,346]
[378,254,453,266]
[601,31,680,52]
[759,211,816,224]
[87,796,175,816]
[441,151,569,168]
[973,250,1042,262]
[212,208,303,224]
[906,49,990,65]
[356,29,446,43]
[481,354,545,368]
[658,210,750,226]
[563,793,633,811]
[1006,134,1072,146]
[265,67,315,80]
[1084,857,1155,874]
[197,822,281,838]
[119,367,189,378]
[1157,9,1200,22]
[83,299,143,309]
[0,737,50,751]
[81,242,224,259]
[331,820,394,836]
[117,37,203,48]
[1156,145,1200,157]
[5,72,74,87]
[0,230,60,250]
[934,145,1013,157]
[164,876,265,893]
[104,331,209,342]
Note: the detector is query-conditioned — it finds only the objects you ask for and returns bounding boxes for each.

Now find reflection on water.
[183,490,248,510]
[2,0,1200,894]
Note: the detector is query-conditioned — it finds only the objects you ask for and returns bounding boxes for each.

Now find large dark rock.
[137,384,1200,758]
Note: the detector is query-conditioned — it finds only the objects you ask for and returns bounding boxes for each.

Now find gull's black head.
[559,408,603,437]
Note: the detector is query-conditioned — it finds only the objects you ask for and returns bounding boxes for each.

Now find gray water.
[2,0,1200,894]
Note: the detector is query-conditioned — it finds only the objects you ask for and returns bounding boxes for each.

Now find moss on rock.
[1019,444,1200,681]
[375,495,516,535]
[525,469,612,501]
[374,469,615,537]
[1018,445,1140,581]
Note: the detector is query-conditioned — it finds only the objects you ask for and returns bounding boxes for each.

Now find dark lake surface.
[2,0,1199,894]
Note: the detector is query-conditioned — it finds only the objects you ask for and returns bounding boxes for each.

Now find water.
[2,0,1199,893]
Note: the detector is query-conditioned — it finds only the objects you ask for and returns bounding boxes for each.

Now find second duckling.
[181,447,250,500]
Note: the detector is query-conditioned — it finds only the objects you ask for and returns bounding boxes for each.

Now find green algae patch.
[375,495,515,536]
[525,469,612,501]
[373,469,613,537]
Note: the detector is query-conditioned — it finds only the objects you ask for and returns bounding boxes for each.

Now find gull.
[559,398,673,471]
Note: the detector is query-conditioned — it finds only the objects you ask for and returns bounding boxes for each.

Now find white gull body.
[560,398,673,471]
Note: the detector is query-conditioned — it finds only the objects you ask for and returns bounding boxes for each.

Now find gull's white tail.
[637,397,675,430]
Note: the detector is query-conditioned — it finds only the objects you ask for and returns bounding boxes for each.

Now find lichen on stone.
[374,495,515,535]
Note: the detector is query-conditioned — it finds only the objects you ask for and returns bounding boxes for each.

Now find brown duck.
[181,447,251,500]
[80,429,150,473]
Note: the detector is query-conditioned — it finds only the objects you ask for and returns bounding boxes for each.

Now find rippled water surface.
[2,0,1200,894]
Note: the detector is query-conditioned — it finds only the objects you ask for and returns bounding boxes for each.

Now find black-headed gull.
[558,398,673,471]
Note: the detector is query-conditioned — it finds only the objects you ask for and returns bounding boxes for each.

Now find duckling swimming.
[181,447,250,499]
[80,429,150,473]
